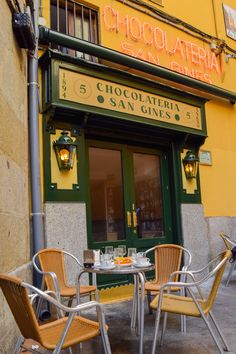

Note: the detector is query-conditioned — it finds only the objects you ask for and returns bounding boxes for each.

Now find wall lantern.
[53,131,77,170]
[182,150,199,179]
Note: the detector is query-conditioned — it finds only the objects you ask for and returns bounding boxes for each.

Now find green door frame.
[85,139,174,287]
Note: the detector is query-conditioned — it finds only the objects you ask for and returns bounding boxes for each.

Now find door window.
[133,153,164,239]
[88,147,125,242]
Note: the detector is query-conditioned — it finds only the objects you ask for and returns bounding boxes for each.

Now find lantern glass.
[59,148,70,164]
[182,150,199,179]
[53,131,77,170]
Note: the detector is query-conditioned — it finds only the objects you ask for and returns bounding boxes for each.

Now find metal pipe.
[39,26,236,103]
[28,2,45,258]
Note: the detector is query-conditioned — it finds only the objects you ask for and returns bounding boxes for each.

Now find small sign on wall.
[199,150,212,166]
[223,4,236,40]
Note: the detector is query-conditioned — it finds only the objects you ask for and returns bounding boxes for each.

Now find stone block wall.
[0,1,31,352]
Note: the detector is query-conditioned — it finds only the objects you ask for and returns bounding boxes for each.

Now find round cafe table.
[77,263,154,354]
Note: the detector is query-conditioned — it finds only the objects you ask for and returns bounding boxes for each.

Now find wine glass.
[118,245,126,257]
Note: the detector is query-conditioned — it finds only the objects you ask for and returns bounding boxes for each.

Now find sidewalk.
[21,272,236,354]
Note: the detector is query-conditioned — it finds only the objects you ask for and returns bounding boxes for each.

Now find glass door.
[86,141,172,286]
[129,149,172,251]
[88,146,126,244]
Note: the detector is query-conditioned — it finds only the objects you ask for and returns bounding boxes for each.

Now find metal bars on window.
[50,0,98,60]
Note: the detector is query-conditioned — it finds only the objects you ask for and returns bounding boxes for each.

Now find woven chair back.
[205,249,232,312]
[37,248,68,292]
[0,274,42,343]
[154,244,183,284]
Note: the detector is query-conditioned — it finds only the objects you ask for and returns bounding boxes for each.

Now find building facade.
[1,0,236,351]
[39,0,236,274]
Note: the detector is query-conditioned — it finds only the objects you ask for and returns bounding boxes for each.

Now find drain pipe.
[28,0,45,261]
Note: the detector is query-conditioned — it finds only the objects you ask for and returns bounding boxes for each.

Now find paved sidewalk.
[21,272,236,354]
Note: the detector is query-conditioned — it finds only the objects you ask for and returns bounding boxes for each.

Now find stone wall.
[181,204,236,271]
[0,1,30,353]
[44,202,88,285]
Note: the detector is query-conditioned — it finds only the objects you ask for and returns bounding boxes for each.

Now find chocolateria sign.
[101,5,221,85]
[59,69,202,131]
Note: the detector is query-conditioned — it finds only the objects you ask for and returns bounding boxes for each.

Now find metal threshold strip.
[39,26,236,104]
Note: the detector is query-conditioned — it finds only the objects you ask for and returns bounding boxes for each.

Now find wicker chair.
[150,250,231,354]
[219,232,236,286]
[33,248,97,306]
[144,244,192,314]
[0,273,111,354]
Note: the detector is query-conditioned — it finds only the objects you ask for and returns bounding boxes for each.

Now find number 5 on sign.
[74,79,92,99]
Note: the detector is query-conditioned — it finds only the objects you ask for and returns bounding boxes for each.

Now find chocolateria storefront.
[41,51,206,286]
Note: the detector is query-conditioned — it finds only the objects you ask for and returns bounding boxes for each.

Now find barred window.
[50,0,99,60]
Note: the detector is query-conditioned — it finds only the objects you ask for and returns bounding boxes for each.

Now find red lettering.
[209,53,220,73]
[142,22,153,45]
[103,6,221,82]
[117,12,129,36]
[147,52,159,65]
[154,27,165,50]
[121,42,134,56]
[103,6,117,31]
[198,47,207,69]
[130,17,142,41]
[172,37,184,58]
[190,43,200,64]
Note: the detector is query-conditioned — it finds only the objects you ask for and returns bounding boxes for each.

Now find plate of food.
[114,257,133,267]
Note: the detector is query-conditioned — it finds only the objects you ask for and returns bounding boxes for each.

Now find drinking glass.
[118,245,126,257]
[105,246,114,256]
[114,247,123,259]
[128,247,137,261]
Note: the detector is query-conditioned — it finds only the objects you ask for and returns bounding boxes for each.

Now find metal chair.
[219,232,236,286]
[32,248,97,306]
[0,273,111,354]
[150,249,231,354]
[144,244,192,315]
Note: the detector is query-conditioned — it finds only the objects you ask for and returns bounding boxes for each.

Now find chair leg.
[67,297,73,307]
[131,275,137,328]
[151,308,162,354]
[160,312,168,346]
[100,323,112,354]
[147,291,153,314]
[209,311,230,352]
[225,262,236,286]
[180,314,187,333]
[200,313,224,354]
[14,336,24,354]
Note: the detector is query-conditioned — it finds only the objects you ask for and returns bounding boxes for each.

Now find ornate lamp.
[53,131,77,170]
[182,150,199,179]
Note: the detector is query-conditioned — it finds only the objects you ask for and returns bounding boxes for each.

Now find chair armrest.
[32,255,61,299]
[162,252,229,292]
[23,281,104,314]
[63,250,83,268]
[169,270,196,282]
[145,246,156,256]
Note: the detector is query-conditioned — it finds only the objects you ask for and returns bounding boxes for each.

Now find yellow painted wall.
[200,100,236,216]
[41,0,236,216]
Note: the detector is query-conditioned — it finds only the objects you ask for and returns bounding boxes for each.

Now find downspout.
[39,27,236,104]
[28,0,45,259]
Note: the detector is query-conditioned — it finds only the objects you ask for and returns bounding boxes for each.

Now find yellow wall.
[200,100,236,216]
[41,0,236,217]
